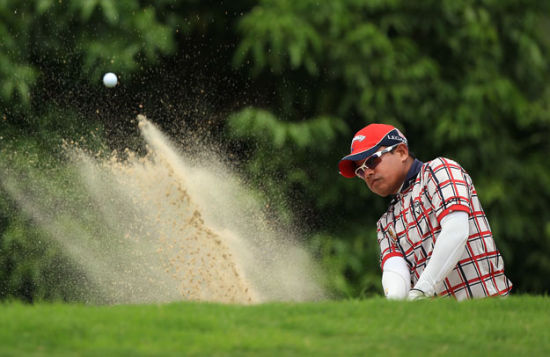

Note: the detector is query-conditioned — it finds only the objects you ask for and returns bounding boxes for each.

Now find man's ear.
[396,144,409,161]
[395,144,409,162]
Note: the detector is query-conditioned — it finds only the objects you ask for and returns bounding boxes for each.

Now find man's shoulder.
[422,157,466,174]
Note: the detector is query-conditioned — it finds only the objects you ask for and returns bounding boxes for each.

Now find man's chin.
[368,186,389,197]
[369,186,393,197]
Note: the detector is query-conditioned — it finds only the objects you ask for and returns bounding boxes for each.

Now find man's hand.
[407,288,427,301]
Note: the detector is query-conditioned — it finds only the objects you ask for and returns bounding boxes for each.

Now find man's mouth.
[368,177,380,186]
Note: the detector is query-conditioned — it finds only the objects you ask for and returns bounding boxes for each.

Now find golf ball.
[103,72,118,88]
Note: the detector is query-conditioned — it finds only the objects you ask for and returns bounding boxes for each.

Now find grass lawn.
[1,296,548,356]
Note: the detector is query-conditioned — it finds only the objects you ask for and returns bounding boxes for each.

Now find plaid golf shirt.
[377,157,512,300]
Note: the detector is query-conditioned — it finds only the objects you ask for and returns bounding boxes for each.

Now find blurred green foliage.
[0,0,549,301]
[0,125,104,302]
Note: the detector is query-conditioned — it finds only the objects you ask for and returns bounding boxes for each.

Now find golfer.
[338,124,512,300]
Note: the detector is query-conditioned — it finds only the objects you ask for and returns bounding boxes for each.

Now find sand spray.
[1,115,326,304]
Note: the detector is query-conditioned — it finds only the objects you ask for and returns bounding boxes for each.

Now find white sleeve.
[382,256,410,300]
[413,211,469,296]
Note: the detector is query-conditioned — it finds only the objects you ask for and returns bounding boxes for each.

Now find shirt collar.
[397,158,423,194]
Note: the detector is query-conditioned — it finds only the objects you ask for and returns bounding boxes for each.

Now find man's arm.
[408,211,469,299]
[382,256,410,299]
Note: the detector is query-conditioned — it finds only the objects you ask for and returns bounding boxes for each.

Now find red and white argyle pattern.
[377,157,512,300]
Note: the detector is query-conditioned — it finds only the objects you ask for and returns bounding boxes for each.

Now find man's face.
[354,145,408,197]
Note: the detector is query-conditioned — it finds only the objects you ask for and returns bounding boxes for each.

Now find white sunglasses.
[355,144,400,178]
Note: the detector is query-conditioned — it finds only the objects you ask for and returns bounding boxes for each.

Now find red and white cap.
[338,124,408,178]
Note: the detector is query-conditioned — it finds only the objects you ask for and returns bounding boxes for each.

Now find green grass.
[1,296,549,356]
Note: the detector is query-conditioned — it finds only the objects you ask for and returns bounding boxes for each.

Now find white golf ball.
[103,72,118,88]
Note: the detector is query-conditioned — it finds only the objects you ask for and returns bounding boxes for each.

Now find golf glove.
[407,288,427,301]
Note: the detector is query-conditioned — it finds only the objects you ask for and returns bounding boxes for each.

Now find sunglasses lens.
[365,156,381,169]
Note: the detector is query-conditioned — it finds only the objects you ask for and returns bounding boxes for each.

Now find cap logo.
[387,129,408,144]
[387,134,405,142]
[350,135,366,151]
